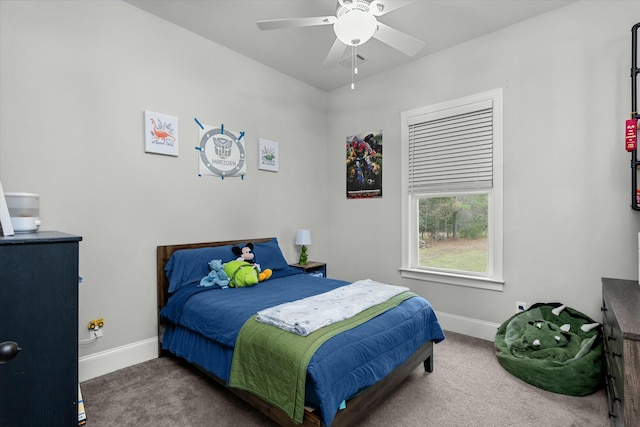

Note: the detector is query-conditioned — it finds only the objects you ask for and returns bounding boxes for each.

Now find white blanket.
[255,279,409,336]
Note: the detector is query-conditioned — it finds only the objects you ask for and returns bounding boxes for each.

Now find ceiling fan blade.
[256,16,336,31]
[373,22,425,56]
[322,38,347,68]
[369,0,415,17]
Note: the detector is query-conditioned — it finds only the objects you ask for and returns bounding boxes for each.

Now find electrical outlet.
[87,318,105,330]
[516,302,527,312]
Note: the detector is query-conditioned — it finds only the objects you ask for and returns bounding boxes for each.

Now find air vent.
[338,54,367,68]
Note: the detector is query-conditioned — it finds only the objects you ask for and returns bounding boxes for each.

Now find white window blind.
[408,100,493,193]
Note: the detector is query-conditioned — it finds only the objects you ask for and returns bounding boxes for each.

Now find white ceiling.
[123,0,576,92]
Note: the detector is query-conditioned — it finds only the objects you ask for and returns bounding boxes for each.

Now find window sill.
[399,268,504,292]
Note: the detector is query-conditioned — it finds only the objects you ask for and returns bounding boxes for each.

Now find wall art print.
[145,110,178,156]
[258,138,279,172]
[346,130,382,199]
[197,123,246,178]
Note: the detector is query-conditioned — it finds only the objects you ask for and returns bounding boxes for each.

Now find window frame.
[400,89,504,291]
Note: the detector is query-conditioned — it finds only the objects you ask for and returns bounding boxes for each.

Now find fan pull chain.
[351,45,355,90]
[354,45,359,75]
[351,44,358,90]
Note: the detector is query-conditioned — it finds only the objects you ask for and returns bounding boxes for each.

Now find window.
[400,89,504,290]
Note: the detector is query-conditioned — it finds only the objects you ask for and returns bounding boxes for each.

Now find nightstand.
[289,261,326,278]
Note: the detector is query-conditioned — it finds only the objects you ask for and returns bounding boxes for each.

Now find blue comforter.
[161,269,444,426]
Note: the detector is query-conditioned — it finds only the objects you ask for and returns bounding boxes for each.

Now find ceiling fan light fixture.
[333,10,377,46]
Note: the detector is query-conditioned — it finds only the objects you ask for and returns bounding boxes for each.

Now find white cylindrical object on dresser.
[5,192,40,232]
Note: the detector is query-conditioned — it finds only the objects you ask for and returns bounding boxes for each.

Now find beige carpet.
[80,331,609,426]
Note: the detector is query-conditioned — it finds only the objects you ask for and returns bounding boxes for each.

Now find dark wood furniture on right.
[602,278,640,426]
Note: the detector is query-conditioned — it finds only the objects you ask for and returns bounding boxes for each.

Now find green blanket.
[229,291,416,424]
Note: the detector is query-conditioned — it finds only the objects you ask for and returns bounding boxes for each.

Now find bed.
[156,237,445,427]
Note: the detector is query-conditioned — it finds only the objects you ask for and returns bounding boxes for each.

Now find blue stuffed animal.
[199,259,230,289]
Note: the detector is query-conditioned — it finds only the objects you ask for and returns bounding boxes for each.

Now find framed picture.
[145,110,179,156]
[346,130,382,199]
[197,124,246,178]
[258,138,279,172]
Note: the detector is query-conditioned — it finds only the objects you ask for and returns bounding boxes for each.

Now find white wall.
[2,0,640,379]
[0,0,331,379]
[326,0,640,338]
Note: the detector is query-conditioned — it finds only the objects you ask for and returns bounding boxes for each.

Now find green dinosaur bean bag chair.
[494,302,603,396]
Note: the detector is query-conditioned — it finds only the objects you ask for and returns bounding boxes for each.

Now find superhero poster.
[346,130,382,199]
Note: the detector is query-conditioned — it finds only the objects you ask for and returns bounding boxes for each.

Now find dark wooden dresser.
[602,277,640,426]
[0,231,82,426]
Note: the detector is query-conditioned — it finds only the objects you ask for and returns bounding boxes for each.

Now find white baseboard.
[78,337,158,382]
[435,311,500,342]
[78,314,497,382]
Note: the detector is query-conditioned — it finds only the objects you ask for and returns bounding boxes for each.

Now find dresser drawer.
[605,379,624,426]
[603,325,624,381]
[603,301,625,427]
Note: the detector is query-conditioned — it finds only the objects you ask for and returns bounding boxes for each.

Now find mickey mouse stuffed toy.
[233,243,257,264]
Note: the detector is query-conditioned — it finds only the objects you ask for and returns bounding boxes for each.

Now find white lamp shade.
[333,10,377,46]
[295,229,312,246]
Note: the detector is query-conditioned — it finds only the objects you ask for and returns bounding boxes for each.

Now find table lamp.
[295,229,312,265]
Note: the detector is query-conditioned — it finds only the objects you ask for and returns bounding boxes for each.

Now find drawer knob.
[0,341,21,363]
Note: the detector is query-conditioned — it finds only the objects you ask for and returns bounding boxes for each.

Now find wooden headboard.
[156,237,273,352]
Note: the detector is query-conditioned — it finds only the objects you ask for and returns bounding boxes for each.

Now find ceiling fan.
[256,0,425,69]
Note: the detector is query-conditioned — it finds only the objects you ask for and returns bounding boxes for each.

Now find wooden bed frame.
[157,238,435,427]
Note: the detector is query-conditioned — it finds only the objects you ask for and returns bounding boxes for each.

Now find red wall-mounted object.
[626,119,637,151]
